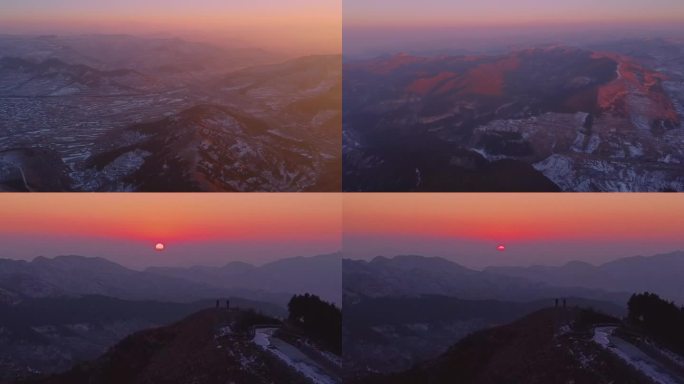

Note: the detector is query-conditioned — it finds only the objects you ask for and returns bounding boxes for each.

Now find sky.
[0,0,341,54]
[4,192,683,271]
[343,194,684,269]
[0,194,341,270]
[344,0,684,56]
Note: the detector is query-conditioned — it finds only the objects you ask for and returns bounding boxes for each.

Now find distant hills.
[0,57,153,97]
[0,34,280,76]
[343,255,628,304]
[345,252,684,304]
[147,253,342,305]
[0,253,341,306]
[487,251,684,304]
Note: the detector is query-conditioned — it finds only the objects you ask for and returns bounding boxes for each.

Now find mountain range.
[344,255,629,304]
[0,253,341,306]
[0,35,340,192]
[345,252,684,304]
[0,34,278,80]
[486,251,684,304]
[343,39,684,191]
[147,253,341,305]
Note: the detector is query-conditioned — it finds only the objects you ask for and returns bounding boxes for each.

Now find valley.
[0,253,342,383]
[343,39,684,191]
[0,35,341,191]
[355,307,682,384]
[342,252,684,381]
[15,306,341,384]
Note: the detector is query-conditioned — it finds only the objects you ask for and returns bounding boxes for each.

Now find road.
[253,327,339,384]
[593,326,683,384]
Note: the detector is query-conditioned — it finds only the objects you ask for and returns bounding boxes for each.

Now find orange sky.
[1,193,340,243]
[0,193,341,268]
[344,194,684,268]
[344,0,684,28]
[4,193,683,269]
[0,0,341,54]
[343,0,684,57]
[344,194,684,241]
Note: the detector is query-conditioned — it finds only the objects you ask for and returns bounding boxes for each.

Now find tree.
[627,292,684,353]
[287,293,341,354]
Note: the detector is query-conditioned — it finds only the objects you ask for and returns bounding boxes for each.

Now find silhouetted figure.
[563,298,566,308]
[555,298,559,308]
[226,299,230,310]
[216,299,219,309]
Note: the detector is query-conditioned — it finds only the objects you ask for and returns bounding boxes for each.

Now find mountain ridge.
[21,308,321,384]
[343,42,684,191]
[356,308,655,384]
[486,250,684,303]
[343,255,629,304]
[0,253,341,305]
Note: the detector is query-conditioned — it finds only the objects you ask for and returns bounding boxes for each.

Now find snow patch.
[215,326,233,338]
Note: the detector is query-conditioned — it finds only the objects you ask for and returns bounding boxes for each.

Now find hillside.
[18,307,340,384]
[356,308,658,384]
[0,35,340,192]
[343,42,684,191]
[0,296,284,382]
[343,295,624,375]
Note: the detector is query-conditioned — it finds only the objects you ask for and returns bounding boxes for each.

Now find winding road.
[253,327,339,384]
[593,326,684,384]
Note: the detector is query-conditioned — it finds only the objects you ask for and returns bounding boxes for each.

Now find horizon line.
[0,251,343,270]
[343,249,684,270]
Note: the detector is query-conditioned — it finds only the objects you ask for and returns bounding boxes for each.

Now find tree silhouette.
[628,292,684,353]
[288,293,341,354]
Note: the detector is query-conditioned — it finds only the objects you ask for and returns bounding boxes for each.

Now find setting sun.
[155,243,165,252]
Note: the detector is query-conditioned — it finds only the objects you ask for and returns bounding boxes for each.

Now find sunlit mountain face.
[0,1,341,192]
[342,37,684,191]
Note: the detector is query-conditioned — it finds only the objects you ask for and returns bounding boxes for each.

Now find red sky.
[5,193,683,270]
[343,194,684,268]
[0,194,341,269]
